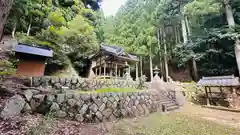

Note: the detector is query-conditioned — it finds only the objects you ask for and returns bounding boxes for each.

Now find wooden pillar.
[95,68,97,76]
[99,67,101,76]
[136,62,139,81]
[205,86,210,106]
[110,69,113,77]
[209,87,212,105]
[99,54,102,76]
[220,87,224,99]
[115,64,118,79]
[104,62,106,78]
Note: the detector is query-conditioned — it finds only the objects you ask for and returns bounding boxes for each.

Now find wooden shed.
[197,75,240,108]
[14,43,53,76]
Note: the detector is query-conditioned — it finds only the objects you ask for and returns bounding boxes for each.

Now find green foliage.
[0,60,16,76]
[6,0,100,76]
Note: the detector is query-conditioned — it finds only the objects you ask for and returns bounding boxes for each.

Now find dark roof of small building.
[91,43,139,62]
[14,43,53,57]
[197,75,240,87]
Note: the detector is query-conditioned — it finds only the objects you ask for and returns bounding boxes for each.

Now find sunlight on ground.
[107,104,240,135]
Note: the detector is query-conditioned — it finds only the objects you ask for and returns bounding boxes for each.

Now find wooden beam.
[205,87,210,106]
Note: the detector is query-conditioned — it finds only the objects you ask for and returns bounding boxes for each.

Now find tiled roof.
[14,43,53,57]
[100,43,124,56]
[197,75,240,87]
[91,43,139,61]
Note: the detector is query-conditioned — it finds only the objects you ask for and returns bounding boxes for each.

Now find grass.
[95,88,138,93]
[78,88,139,94]
[107,112,240,135]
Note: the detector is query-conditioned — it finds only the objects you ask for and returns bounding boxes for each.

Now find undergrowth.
[26,111,56,135]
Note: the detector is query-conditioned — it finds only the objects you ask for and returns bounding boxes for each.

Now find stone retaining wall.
[1,89,162,122]
[32,76,148,90]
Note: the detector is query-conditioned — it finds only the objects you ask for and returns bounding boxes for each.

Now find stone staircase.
[160,97,180,112]
[158,91,180,112]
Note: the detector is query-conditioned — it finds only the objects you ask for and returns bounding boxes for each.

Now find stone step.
[166,105,179,111]
[159,100,177,105]
[164,102,178,107]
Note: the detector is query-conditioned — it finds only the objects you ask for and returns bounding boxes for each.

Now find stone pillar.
[232,87,237,108]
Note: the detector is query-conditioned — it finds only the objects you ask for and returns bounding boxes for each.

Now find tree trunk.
[224,0,235,27]
[140,56,143,77]
[174,26,178,44]
[0,0,13,40]
[181,17,188,44]
[192,58,198,81]
[224,0,240,75]
[235,39,240,75]
[149,53,153,81]
[157,28,163,76]
[185,16,191,38]
[27,23,31,36]
[163,26,169,81]
[185,15,198,81]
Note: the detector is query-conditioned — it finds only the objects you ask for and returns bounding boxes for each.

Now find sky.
[101,0,127,17]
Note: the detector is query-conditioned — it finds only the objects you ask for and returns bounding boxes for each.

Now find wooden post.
[220,87,224,99]
[205,87,210,106]
[110,69,112,77]
[115,64,118,79]
[104,62,106,78]
[119,69,121,77]
[95,68,97,76]
[209,87,212,105]
[136,62,139,81]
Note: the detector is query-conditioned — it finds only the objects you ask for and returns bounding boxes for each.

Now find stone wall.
[32,76,148,90]
[1,89,162,122]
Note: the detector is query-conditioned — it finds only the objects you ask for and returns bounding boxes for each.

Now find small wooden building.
[14,43,53,76]
[90,43,139,80]
[197,75,240,108]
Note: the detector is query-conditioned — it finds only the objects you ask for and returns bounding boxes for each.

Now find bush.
[0,60,16,76]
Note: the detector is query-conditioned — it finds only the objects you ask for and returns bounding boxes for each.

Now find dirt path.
[179,103,240,129]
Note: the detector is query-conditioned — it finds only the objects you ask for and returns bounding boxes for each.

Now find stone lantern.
[153,66,160,76]
[124,61,131,80]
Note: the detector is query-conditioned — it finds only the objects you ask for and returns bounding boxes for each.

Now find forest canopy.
[1,0,240,81]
